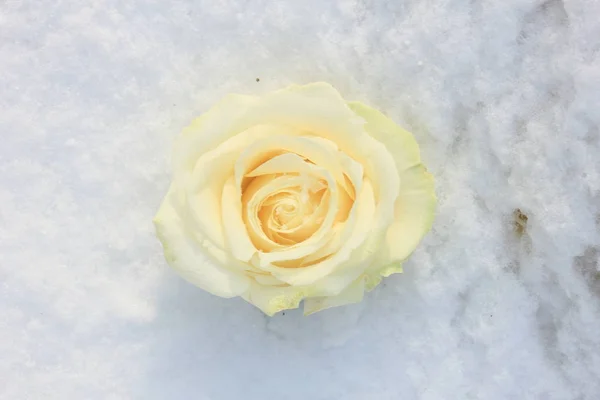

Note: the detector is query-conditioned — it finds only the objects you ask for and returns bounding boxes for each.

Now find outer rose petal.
[386,165,436,261]
[364,262,403,291]
[309,229,383,296]
[242,283,311,316]
[185,124,279,251]
[303,277,365,315]
[176,82,363,174]
[347,101,436,265]
[154,186,251,297]
[173,94,259,179]
[346,101,421,173]
[221,176,257,262]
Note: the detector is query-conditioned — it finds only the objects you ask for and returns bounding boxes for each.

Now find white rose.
[154,82,435,315]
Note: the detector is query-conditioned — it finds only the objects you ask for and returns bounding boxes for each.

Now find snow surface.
[1,0,600,399]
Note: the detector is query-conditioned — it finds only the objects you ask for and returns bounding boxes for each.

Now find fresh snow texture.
[1,0,600,399]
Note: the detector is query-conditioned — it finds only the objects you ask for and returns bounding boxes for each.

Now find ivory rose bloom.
[154,82,435,316]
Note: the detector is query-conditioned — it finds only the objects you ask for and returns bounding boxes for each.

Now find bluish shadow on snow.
[133,262,428,400]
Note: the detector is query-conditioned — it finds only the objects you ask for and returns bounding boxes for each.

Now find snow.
[1,0,600,398]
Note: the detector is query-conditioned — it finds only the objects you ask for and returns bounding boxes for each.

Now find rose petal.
[245,152,316,177]
[235,135,349,193]
[153,186,250,297]
[303,277,365,315]
[385,165,436,262]
[237,82,366,146]
[309,229,384,296]
[250,273,285,286]
[185,151,237,251]
[242,283,309,316]
[221,176,258,262]
[243,175,307,251]
[174,94,258,175]
[301,136,361,200]
[182,125,282,251]
[297,152,365,264]
[346,101,422,174]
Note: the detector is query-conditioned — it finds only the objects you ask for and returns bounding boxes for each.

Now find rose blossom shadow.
[132,260,429,400]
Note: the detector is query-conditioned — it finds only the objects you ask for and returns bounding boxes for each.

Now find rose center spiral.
[257,176,327,244]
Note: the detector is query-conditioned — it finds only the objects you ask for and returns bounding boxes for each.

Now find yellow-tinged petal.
[346,101,422,173]
[303,277,365,315]
[362,261,404,292]
[234,135,348,193]
[153,186,250,297]
[243,175,307,251]
[185,151,236,251]
[181,124,281,251]
[365,274,383,291]
[298,224,344,266]
[221,176,257,262]
[385,164,436,263]
[380,262,403,277]
[243,282,309,316]
[245,152,319,177]
[238,82,366,145]
[310,229,384,296]
[295,151,364,265]
[251,273,284,286]
[174,94,258,174]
